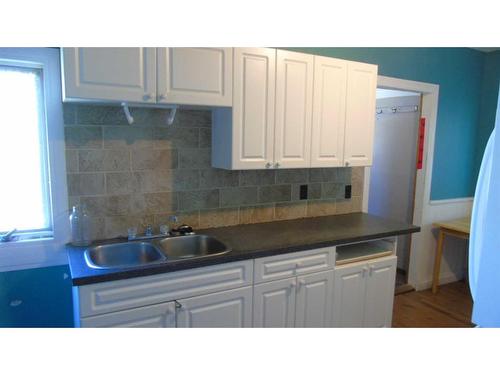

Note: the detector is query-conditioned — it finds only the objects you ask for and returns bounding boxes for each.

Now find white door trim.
[363,75,440,289]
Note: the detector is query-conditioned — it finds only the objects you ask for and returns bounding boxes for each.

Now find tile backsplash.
[64,104,364,240]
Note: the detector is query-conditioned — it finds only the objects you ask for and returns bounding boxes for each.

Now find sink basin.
[85,242,165,269]
[154,235,230,260]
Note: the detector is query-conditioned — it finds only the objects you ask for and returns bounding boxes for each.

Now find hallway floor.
[392,281,473,327]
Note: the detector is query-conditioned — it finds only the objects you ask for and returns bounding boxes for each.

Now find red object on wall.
[417,118,426,169]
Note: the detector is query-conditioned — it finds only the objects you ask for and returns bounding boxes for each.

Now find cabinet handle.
[158,93,166,101]
[174,300,182,309]
[345,161,350,167]
[362,267,368,277]
[274,162,280,168]
[144,93,154,101]
[265,162,272,169]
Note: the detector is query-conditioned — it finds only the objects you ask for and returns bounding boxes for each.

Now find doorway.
[368,88,422,293]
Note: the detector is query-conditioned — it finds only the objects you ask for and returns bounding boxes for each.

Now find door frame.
[362,75,440,289]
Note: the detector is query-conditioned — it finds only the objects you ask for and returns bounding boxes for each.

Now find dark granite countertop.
[67,212,420,286]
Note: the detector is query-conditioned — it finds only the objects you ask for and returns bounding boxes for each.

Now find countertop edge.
[69,224,420,286]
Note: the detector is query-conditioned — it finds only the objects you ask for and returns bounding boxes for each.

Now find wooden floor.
[392,281,474,327]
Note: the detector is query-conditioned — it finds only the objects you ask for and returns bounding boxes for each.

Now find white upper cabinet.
[343,61,378,167]
[157,48,232,106]
[62,47,157,103]
[311,56,348,167]
[212,48,276,169]
[274,50,314,169]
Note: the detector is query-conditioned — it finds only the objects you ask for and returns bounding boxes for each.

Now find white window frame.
[0,48,69,272]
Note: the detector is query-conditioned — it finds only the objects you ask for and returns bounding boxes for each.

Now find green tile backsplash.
[64,104,363,240]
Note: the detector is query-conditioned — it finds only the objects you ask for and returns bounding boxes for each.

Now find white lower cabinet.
[332,256,396,327]
[253,270,334,328]
[176,286,253,328]
[253,277,296,327]
[80,301,176,328]
[75,245,397,328]
[295,271,334,328]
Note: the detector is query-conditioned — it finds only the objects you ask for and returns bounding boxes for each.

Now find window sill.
[0,236,69,272]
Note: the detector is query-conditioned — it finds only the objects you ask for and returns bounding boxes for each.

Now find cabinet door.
[311,56,347,167]
[80,301,176,328]
[343,61,378,167]
[176,286,252,328]
[364,256,397,327]
[157,48,232,106]
[230,47,276,169]
[253,278,296,328]
[295,270,334,328]
[332,262,367,327]
[274,50,314,168]
[62,47,157,103]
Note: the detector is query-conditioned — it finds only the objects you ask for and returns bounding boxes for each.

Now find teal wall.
[0,265,73,327]
[474,51,500,183]
[285,48,485,200]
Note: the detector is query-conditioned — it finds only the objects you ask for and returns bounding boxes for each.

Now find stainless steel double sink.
[84,235,230,269]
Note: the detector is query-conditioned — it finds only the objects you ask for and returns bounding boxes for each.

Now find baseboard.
[415,272,464,291]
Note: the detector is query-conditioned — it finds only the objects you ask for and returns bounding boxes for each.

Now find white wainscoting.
[413,197,473,291]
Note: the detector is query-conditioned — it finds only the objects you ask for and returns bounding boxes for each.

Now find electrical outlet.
[345,185,352,199]
[300,185,308,200]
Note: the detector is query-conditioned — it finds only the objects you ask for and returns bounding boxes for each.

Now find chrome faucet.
[144,224,153,237]
[0,228,17,242]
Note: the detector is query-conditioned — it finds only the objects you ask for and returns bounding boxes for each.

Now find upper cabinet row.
[61,47,377,169]
[62,47,232,106]
[212,48,378,169]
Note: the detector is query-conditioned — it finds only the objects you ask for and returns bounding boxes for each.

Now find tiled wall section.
[64,105,364,240]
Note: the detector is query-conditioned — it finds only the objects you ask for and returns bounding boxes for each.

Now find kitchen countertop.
[67,212,420,286]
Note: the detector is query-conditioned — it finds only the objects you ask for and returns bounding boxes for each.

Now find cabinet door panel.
[295,270,334,327]
[62,47,156,103]
[332,263,367,327]
[229,48,276,169]
[311,56,347,167]
[274,50,314,168]
[157,48,232,106]
[344,61,378,167]
[176,287,252,328]
[253,278,296,327]
[80,301,176,328]
[364,256,397,327]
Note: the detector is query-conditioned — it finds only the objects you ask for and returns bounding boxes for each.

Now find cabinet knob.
[158,93,166,101]
[265,162,272,169]
[274,162,280,168]
[144,93,154,101]
[174,300,183,309]
[345,161,350,167]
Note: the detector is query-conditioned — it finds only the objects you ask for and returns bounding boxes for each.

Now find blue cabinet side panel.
[0,265,74,327]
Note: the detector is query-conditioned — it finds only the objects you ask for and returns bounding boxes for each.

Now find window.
[0,64,52,237]
[0,48,67,254]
